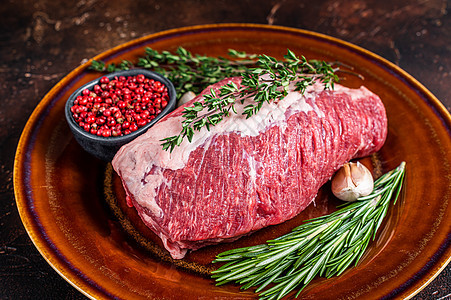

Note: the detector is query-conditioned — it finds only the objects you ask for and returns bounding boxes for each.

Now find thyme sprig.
[160,50,339,151]
[211,162,406,300]
[89,47,257,99]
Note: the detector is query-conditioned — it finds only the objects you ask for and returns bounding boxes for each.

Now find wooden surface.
[1,0,450,299]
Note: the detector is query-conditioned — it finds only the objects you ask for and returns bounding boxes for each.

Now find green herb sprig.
[211,162,406,300]
[89,47,257,99]
[160,50,338,152]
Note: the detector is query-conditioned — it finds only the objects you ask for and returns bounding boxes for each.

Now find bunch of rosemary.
[211,162,406,300]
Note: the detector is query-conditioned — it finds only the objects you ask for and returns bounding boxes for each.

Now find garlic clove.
[177,91,196,107]
[331,161,374,202]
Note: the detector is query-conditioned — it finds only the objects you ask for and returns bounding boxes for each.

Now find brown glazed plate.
[14,24,451,299]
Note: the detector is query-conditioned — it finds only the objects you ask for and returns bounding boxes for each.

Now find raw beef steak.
[112,77,387,259]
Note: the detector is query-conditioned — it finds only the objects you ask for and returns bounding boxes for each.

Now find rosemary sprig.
[211,162,406,300]
[160,50,338,151]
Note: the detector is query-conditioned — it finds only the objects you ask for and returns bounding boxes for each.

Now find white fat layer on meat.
[136,170,165,218]
[112,82,374,217]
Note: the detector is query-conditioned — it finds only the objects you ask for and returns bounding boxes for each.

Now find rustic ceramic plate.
[14,24,451,299]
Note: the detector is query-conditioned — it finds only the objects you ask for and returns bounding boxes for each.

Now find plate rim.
[13,23,451,299]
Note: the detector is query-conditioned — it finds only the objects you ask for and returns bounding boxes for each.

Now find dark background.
[1,0,450,299]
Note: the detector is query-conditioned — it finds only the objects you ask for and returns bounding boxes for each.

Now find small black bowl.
[65,69,176,161]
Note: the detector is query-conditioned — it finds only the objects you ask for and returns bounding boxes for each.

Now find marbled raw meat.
[112,77,387,259]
